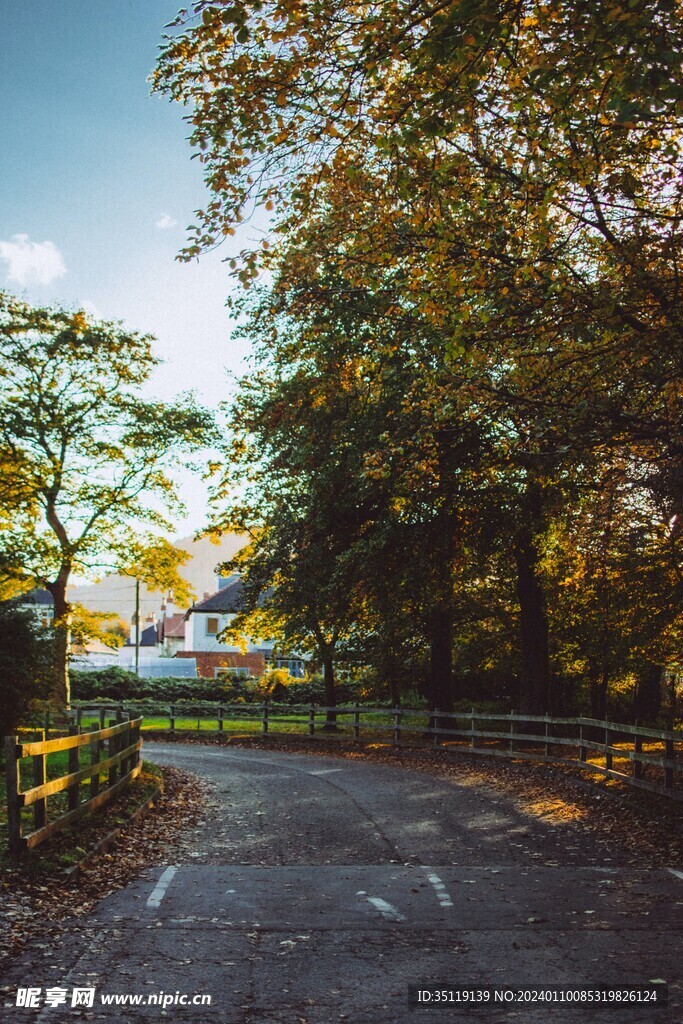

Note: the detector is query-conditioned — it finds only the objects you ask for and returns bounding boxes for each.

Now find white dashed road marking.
[147,866,178,909]
[366,897,406,922]
[308,769,344,775]
[425,872,454,908]
[668,868,683,881]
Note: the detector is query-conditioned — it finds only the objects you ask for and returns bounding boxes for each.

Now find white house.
[17,589,54,628]
[182,576,269,654]
[180,576,305,678]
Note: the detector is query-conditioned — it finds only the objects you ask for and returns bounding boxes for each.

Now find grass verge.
[0,761,162,876]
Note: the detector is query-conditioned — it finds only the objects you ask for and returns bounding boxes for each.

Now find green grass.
[91,709,434,739]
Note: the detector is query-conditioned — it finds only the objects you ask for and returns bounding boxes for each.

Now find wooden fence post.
[308,705,315,737]
[433,710,441,748]
[90,734,100,798]
[262,703,269,735]
[665,736,675,790]
[393,707,402,747]
[169,704,176,734]
[578,722,587,763]
[108,719,117,788]
[353,704,360,742]
[634,732,643,780]
[509,712,515,755]
[5,736,23,855]
[67,725,80,811]
[124,718,133,775]
[43,707,51,740]
[470,707,476,749]
[218,706,224,732]
[544,714,551,758]
[32,746,47,831]
[605,726,613,773]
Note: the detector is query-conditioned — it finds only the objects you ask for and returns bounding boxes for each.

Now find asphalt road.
[4,743,683,1023]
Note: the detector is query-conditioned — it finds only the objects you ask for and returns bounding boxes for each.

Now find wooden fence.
[4,713,143,854]
[71,702,682,802]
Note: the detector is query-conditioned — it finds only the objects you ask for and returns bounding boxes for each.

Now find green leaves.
[0,291,214,603]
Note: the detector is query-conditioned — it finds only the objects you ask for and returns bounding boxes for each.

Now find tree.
[0,600,54,738]
[156,0,683,716]
[0,293,214,705]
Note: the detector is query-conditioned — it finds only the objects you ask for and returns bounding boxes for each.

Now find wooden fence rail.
[4,715,143,854]
[70,702,682,802]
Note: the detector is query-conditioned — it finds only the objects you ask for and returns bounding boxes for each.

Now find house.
[182,576,267,653]
[16,588,54,628]
[158,597,186,657]
[174,650,266,679]
[118,614,161,666]
[180,576,306,678]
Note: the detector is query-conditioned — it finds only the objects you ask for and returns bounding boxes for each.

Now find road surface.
[4,743,682,1022]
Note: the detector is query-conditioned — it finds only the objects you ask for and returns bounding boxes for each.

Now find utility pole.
[134,578,140,677]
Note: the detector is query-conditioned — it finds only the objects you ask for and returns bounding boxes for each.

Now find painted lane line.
[366,897,406,922]
[668,868,683,881]
[147,866,178,909]
[426,872,454,908]
[308,768,344,775]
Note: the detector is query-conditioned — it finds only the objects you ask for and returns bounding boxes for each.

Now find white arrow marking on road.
[366,897,406,922]
[147,866,178,909]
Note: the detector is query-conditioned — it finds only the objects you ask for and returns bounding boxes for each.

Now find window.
[275,658,305,678]
[206,616,219,635]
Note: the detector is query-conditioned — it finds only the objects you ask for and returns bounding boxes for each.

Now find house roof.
[188,578,248,615]
[174,650,266,678]
[163,613,186,639]
[125,624,157,648]
[187,577,271,617]
[20,588,54,606]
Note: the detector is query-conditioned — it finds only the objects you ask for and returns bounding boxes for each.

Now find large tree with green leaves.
[0,293,214,705]
[155,0,683,716]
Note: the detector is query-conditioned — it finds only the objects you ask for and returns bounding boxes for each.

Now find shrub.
[0,601,54,737]
[70,669,260,704]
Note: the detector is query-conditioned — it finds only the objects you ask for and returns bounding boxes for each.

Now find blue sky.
[0,2,254,532]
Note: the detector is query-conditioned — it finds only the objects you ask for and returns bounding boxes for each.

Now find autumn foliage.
[156,0,683,720]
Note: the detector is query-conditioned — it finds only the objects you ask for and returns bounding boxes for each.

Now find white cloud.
[0,233,67,286]
[155,213,177,230]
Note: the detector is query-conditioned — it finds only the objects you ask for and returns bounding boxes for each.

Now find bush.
[70,669,260,704]
[70,669,376,707]
[0,601,54,737]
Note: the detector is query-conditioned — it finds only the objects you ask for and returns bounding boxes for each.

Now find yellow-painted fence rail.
[4,714,143,854]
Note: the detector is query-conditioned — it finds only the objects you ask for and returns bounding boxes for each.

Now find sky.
[0,1,256,534]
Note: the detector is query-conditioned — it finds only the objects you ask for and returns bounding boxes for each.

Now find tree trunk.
[388,673,401,708]
[514,531,550,716]
[588,659,608,720]
[632,662,663,724]
[47,573,71,708]
[428,605,455,713]
[321,647,337,730]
